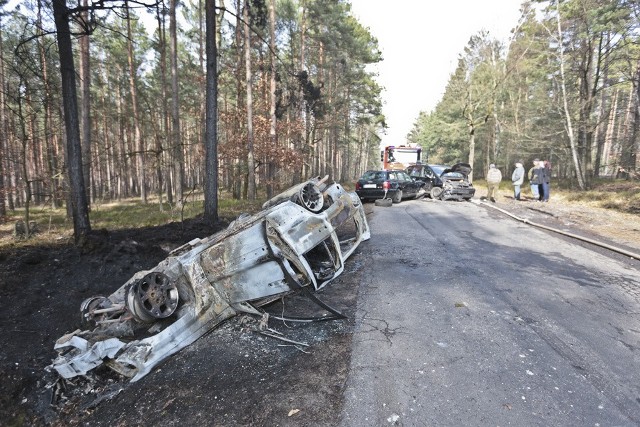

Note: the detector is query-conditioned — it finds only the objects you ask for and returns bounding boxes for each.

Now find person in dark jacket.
[530,161,545,201]
[541,160,551,202]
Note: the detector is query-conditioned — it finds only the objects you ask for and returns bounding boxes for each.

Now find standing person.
[541,160,551,202]
[511,160,525,201]
[528,159,540,199]
[531,161,545,201]
[485,163,502,203]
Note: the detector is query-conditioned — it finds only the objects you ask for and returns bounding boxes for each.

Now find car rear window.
[362,171,387,180]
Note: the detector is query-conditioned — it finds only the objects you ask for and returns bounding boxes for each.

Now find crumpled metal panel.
[51,177,370,382]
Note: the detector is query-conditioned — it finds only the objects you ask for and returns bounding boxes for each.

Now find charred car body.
[406,163,475,201]
[51,177,370,382]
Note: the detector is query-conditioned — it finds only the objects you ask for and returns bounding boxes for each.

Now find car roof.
[360,170,407,179]
[406,164,448,168]
[363,170,408,174]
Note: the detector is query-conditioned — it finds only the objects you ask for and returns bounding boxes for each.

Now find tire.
[392,190,402,204]
[374,198,392,207]
[430,186,443,199]
[297,182,324,212]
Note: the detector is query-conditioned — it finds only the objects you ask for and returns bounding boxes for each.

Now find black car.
[406,163,475,201]
[355,170,424,203]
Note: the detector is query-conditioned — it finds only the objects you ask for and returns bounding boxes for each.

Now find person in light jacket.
[528,159,540,199]
[511,161,525,201]
[485,163,502,203]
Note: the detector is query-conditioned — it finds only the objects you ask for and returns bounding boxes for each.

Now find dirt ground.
[0,215,367,427]
[1,192,639,426]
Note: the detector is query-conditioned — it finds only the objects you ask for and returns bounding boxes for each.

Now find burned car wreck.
[51,176,370,383]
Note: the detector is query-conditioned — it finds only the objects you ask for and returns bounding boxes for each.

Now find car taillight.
[383,181,390,190]
[355,182,361,190]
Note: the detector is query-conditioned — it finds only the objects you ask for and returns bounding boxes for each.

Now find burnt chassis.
[51,177,370,382]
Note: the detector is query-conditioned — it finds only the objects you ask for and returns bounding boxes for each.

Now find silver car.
[52,176,370,382]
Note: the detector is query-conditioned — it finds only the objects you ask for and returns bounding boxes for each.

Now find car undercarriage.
[51,176,370,382]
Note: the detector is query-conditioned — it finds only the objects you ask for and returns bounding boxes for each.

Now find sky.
[348,0,523,147]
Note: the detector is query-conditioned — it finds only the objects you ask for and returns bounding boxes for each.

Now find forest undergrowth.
[0,192,264,248]
[1,179,638,249]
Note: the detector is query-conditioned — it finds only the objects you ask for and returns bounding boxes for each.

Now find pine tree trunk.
[0,23,6,219]
[170,0,184,205]
[602,89,618,176]
[267,0,277,198]
[80,0,92,203]
[203,0,219,223]
[623,59,640,172]
[244,1,256,200]
[155,7,172,205]
[125,1,146,203]
[52,0,91,243]
[556,2,585,190]
[18,91,32,237]
[36,3,59,209]
[155,6,167,209]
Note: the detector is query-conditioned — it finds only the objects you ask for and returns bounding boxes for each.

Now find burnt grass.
[0,216,364,426]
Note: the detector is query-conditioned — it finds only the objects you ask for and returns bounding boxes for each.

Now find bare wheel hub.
[298,183,324,212]
[127,272,179,322]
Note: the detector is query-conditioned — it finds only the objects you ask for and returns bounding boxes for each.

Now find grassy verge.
[561,180,640,213]
[0,192,264,248]
[476,178,639,213]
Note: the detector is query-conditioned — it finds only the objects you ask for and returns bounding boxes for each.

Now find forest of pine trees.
[0,0,385,238]
[407,0,640,189]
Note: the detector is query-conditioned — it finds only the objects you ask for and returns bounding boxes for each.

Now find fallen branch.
[259,331,309,347]
[278,344,310,354]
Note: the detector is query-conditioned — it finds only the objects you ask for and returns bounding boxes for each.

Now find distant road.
[341,198,640,426]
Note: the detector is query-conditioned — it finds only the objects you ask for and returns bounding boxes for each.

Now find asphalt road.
[340,198,640,426]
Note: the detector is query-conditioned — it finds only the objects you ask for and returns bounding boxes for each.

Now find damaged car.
[354,170,424,204]
[51,176,370,383]
[406,163,475,201]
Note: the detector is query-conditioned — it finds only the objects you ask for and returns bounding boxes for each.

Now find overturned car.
[51,176,370,382]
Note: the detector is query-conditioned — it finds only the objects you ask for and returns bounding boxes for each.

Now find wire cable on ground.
[470,199,640,261]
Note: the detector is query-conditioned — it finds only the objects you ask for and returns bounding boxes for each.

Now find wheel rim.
[299,183,324,212]
[127,272,179,322]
